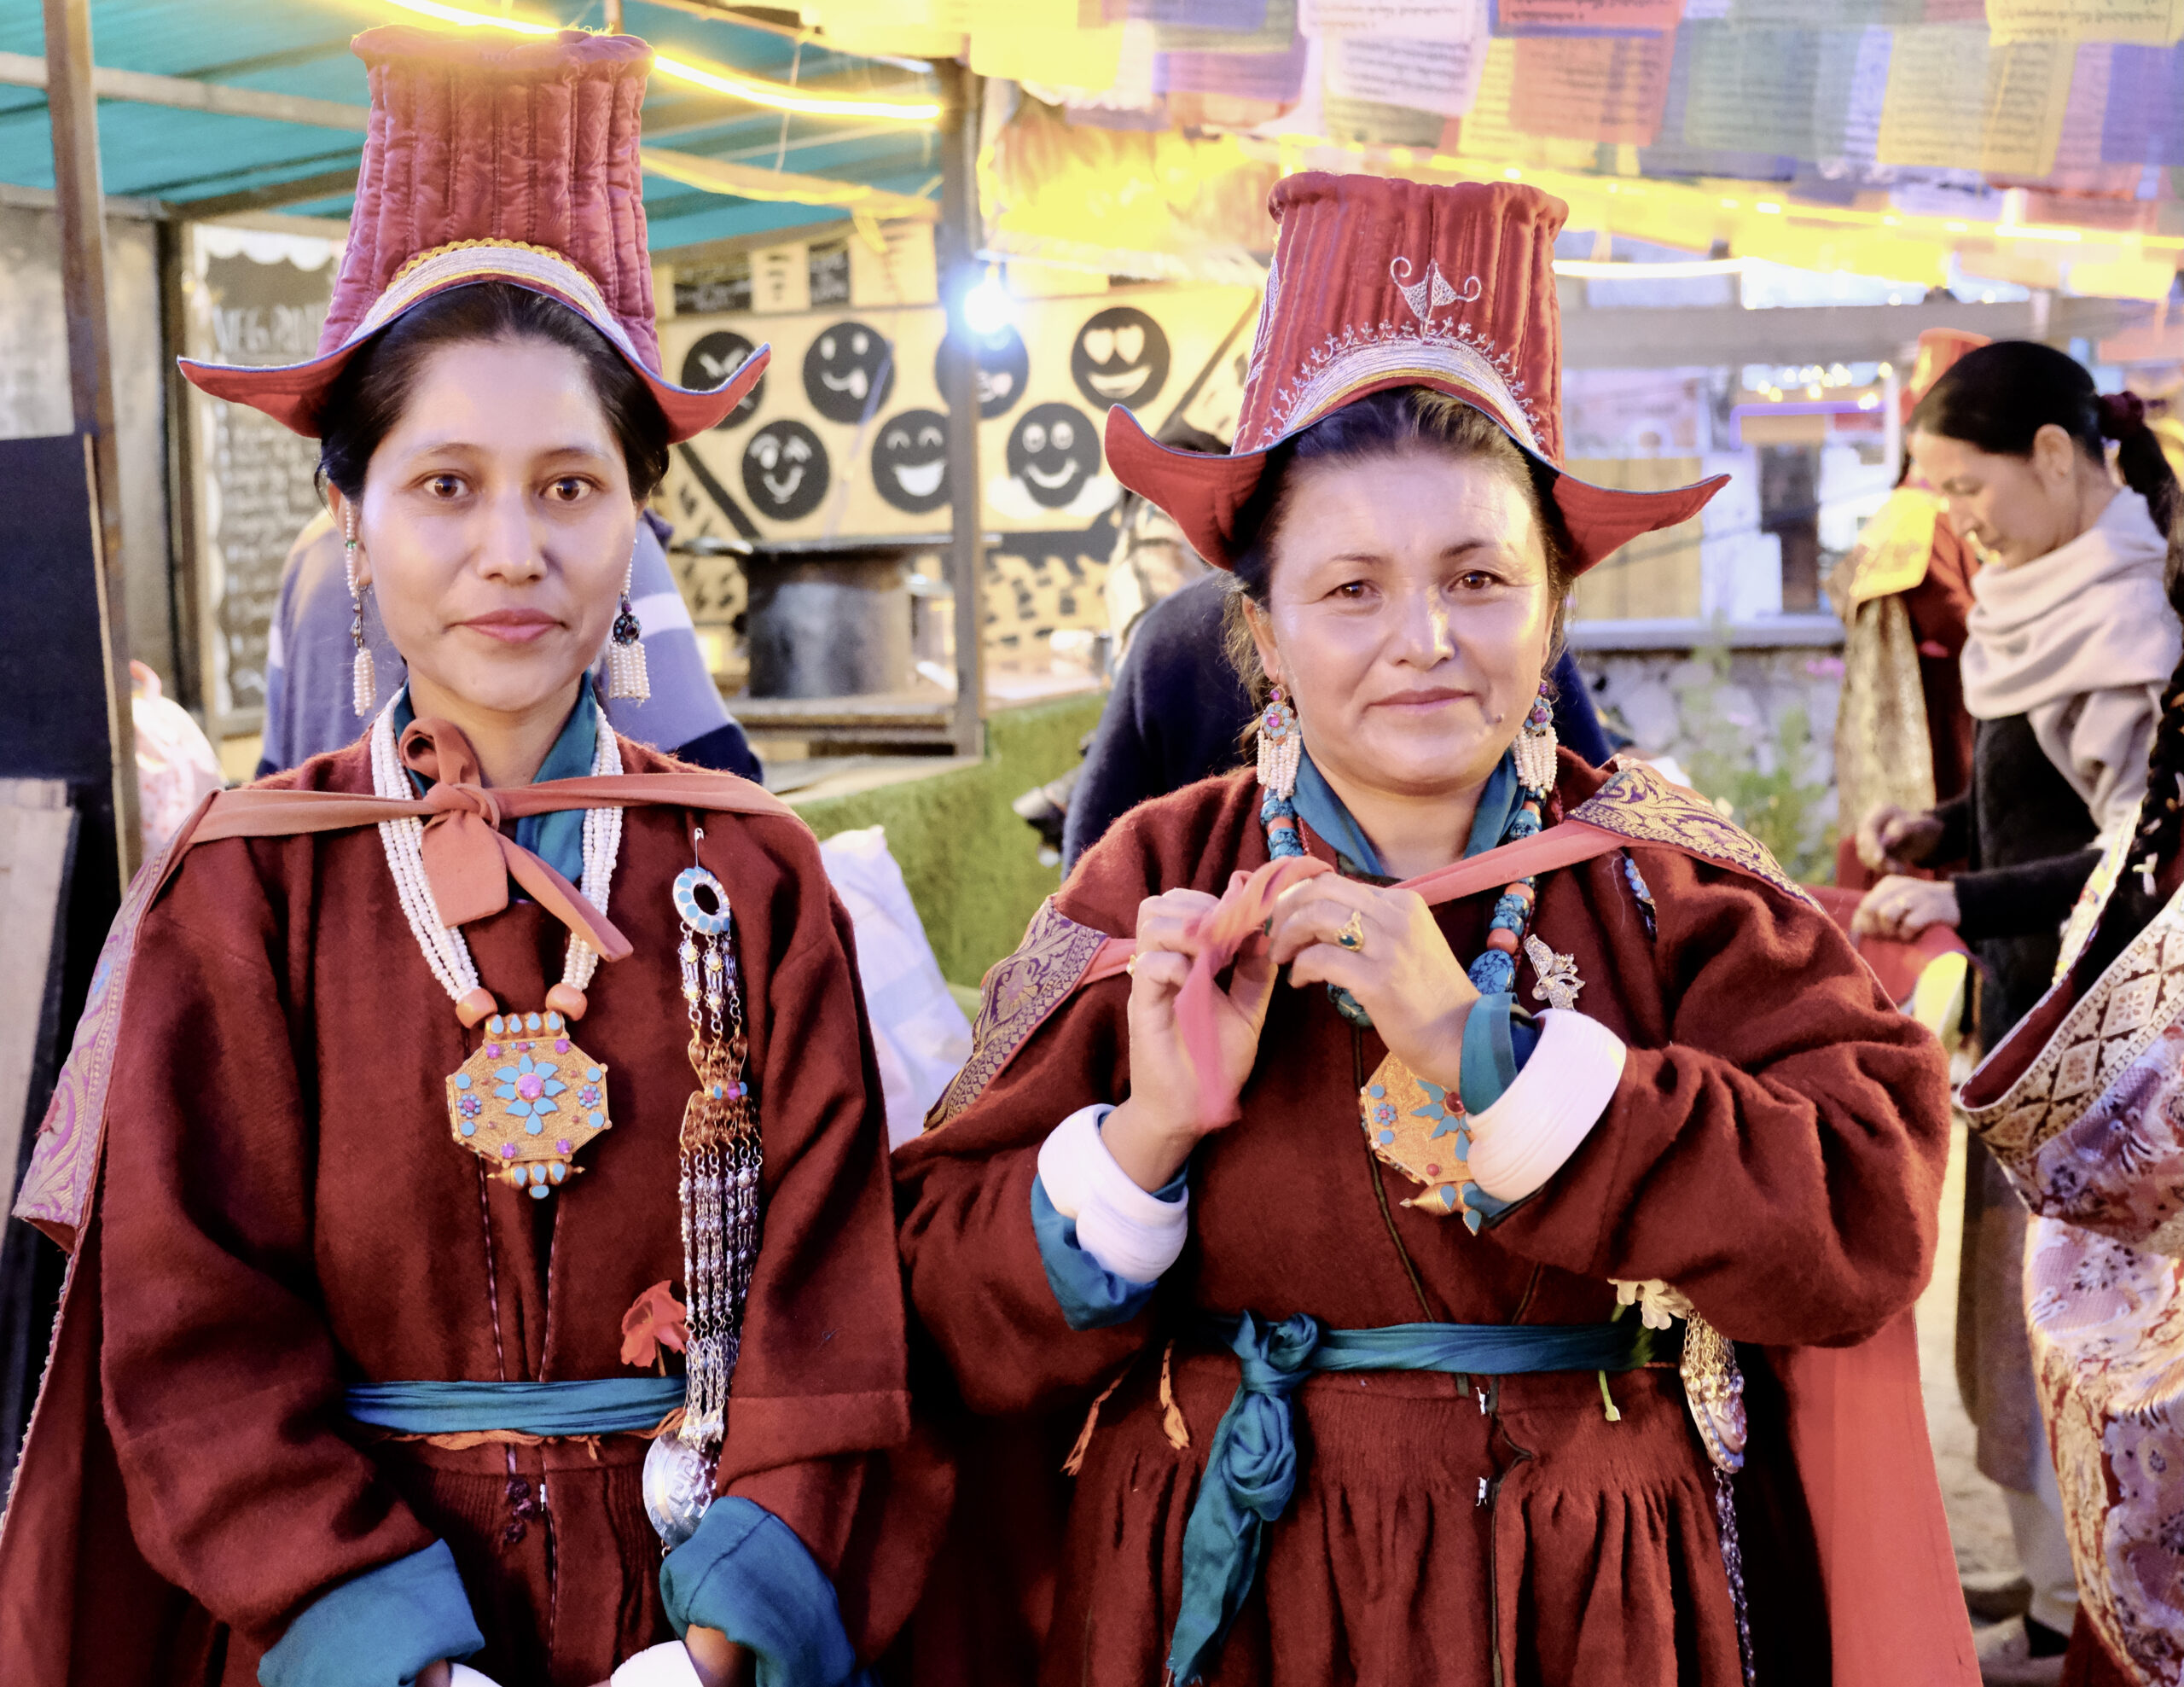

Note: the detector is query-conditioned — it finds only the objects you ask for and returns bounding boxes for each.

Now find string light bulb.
[961,265,1014,337]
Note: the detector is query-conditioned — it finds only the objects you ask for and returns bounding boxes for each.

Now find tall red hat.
[1106,172,1723,573]
[178,26,764,444]
[1900,327,1989,424]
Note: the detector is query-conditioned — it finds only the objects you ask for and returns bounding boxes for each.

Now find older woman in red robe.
[895,175,1972,1687]
[0,29,932,1687]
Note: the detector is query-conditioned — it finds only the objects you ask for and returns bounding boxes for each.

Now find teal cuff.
[258,1541,483,1687]
[1031,1174,1168,1329]
[1458,993,1541,1116]
[659,1498,862,1687]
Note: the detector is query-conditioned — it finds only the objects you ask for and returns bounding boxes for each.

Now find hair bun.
[2099,389,2149,439]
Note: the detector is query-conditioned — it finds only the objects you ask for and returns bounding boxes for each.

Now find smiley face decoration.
[743,419,829,521]
[935,324,1030,419]
[680,330,764,429]
[803,320,895,423]
[1070,306,1170,410]
[872,409,951,514]
[1005,402,1103,510]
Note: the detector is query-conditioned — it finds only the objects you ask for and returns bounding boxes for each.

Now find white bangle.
[1465,1010,1627,1202]
[1037,1103,1190,1283]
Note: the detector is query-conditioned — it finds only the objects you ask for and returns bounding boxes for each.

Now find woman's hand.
[1101,888,1277,1192]
[1851,874,1960,940]
[1264,878,1478,1095]
[682,1626,752,1687]
[1857,803,1945,874]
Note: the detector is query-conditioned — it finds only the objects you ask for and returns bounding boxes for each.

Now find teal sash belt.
[345,1377,687,1438]
[1167,1312,1676,1686]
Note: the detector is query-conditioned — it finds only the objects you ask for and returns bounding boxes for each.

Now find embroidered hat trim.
[1259,322,1543,457]
[357,240,636,358]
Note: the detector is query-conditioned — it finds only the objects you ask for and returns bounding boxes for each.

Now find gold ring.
[1125,954,1140,977]
[1337,910,1366,952]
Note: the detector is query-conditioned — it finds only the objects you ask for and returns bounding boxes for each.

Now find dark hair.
[315,281,671,503]
[1219,386,1577,704]
[1908,340,2178,535]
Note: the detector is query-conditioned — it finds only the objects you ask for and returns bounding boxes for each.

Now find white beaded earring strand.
[346,503,377,717]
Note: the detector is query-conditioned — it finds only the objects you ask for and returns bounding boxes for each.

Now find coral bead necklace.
[371,692,623,1198]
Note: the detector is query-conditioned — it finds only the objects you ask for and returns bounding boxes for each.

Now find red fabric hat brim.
[179,273,767,445]
[1106,400,1726,576]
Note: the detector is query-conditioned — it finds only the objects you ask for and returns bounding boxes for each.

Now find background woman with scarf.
[1852,340,2181,1678]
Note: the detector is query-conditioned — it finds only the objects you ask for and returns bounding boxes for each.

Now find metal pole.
[932,58,985,760]
[42,0,141,884]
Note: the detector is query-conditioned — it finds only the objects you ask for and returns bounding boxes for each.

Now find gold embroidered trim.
[385,236,585,291]
[1565,759,1816,911]
[1266,320,1542,453]
[357,241,636,359]
[1833,594,1937,841]
[923,899,1111,1131]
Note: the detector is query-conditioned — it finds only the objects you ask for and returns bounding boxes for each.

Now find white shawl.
[1961,489,2177,838]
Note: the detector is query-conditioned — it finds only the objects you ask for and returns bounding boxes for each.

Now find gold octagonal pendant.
[446,1009,611,1199]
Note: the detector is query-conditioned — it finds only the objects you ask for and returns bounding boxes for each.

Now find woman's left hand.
[1265,878,1478,1092]
[682,1627,753,1687]
[1850,874,1960,941]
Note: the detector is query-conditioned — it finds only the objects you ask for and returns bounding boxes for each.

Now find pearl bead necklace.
[369,689,623,1021]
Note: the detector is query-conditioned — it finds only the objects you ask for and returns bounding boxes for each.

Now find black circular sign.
[1069,305,1170,411]
[1006,402,1101,510]
[871,409,952,515]
[801,320,895,424]
[742,419,829,521]
[935,324,1030,419]
[679,329,765,429]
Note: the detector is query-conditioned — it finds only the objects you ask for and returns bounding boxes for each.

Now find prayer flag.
[1876,23,2075,176]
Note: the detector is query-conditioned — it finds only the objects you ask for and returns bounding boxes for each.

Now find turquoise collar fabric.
[392,687,599,885]
[1290,747,1520,876]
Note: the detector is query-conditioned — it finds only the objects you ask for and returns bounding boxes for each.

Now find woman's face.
[1247,447,1556,806]
[1908,423,2089,568]
[338,336,637,723]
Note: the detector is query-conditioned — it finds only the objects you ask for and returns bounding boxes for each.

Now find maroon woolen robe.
[896,754,1972,1687]
[0,736,943,1686]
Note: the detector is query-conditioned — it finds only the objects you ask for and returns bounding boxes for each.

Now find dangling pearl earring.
[1513,676,1559,793]
[345,502,376,717]
[1256,684,1302,800]
[604,536,649,701]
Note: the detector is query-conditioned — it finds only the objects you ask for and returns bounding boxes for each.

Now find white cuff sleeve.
[1465,1009,1627,1202]
[609,1643,700,1687]
[1037,1103,1190,1283]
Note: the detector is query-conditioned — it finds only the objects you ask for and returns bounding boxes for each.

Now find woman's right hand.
[1101,888,1276,1193]
[1857,803,1945,874]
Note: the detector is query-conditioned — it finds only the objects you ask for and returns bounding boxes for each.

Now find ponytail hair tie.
[2099,389,2149,439]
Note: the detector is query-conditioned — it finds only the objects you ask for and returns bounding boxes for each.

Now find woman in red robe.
[0,28,932,1687]
[895,174,1972,1687]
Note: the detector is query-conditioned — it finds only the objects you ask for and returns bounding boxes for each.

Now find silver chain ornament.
[643,845,764,1550]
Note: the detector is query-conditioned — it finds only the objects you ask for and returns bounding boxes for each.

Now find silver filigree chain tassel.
[645,853,764,1550]
[677,913,760,1448]
[1683,1310,1755,1687]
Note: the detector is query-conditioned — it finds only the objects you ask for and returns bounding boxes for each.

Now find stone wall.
[1573,641,1847,883]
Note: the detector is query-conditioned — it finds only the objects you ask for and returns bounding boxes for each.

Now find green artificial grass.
[793,693,1105,989]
